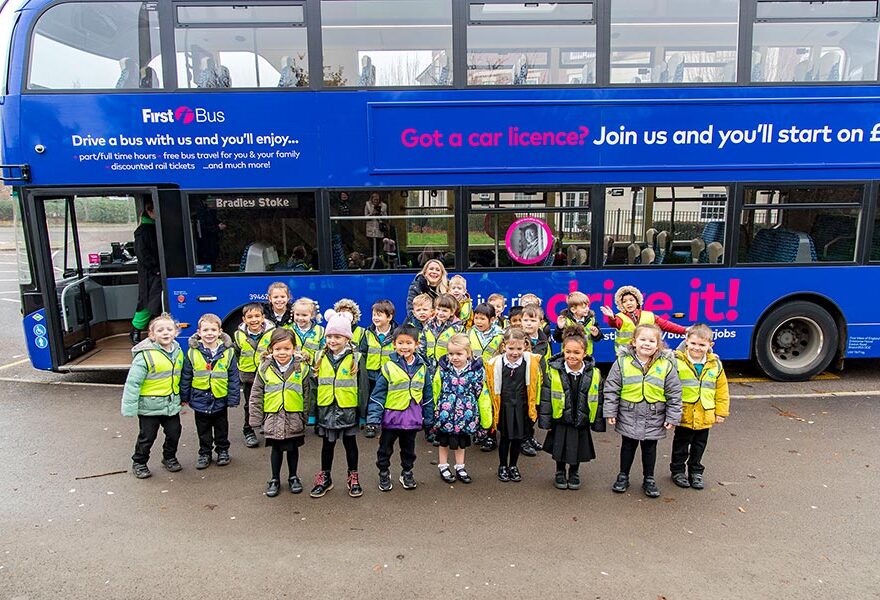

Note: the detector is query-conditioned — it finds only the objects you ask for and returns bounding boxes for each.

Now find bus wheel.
[754,301,838,382]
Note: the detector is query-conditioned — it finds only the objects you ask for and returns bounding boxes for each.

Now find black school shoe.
[508,466,522,482]
[520,441,538,457]
[554,471,567,489]
[309,471,333,498]
[132,462,152,479]
[689,473,705,490]
[672,473,691,488]
[642,477,661,498]
[439,465,456,484]
[612,472,630,493]
[347,471,364,498]
[216,450,230,466]
[567,471,581,490]
[289,476,303,494]
[363,424,378,439]
[480,437,496,452]
[196,454,211,470]
[497,466,510,482]
[529,437,543,452]
[161,457,182,472]
[455,467,472,484]
[244,432,259,448]
[266,479,280,497]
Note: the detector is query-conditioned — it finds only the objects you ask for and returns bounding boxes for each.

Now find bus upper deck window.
[322,0,453,87]
[610,0,739,85]
[28,2,163,91]
[752,1,880,83]
[467,2,596,86]
[175,3,308,89]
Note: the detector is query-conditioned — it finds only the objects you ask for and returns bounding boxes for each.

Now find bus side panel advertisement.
[167,266,880,363]
[16,92,880,187]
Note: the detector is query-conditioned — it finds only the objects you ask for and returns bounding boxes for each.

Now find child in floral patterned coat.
[431,334,491,484]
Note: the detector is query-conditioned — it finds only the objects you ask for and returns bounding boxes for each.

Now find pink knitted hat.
[323,309,353,339]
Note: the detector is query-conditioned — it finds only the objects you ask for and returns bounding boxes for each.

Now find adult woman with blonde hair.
[405,258,449,316]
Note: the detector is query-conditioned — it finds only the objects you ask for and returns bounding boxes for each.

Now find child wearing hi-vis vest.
[122,314,184,479]
[360,299,399,439]
[600,285,686,355]
[249,328,311,498]
[539,327,604,491]
[180,313,240,470]
[553,291,603,356]
[367,324,434,492]
[670,324,730,491]
[234,303,275,449]
[310,310,369,499]
[469,303,503,363]
[430,334,491,485]
[603,323,682,499]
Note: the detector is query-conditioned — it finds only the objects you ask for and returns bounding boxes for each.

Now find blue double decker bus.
[1,0,879,380]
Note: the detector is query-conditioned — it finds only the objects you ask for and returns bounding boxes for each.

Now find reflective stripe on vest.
[295,325,324,360]
[316,351,359,408]
[548,367,601,422]
[614,311,655,348]
[561,315,597,355]
[140,348,184,396]
[469,329,502,362]
[188,346,235,398]
[234,329,271,373]
[425,326,457,361]
[677,357,720,410]
[619,355,671,404]
[351,326,365,347]
[381,361,426,410]
[259,362,306,413]
[365,330,395,371]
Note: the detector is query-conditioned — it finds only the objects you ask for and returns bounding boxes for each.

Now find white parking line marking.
[732,390,880,400]
[0,298,19,303]
[0,358,31,370]
[0,376,123,388]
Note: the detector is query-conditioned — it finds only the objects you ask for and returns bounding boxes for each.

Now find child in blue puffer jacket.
[368,324,434,492]
[180,313,240,470]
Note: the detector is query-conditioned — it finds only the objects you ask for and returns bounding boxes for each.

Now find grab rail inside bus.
[60,271,138,332]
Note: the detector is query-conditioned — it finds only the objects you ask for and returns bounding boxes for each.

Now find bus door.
[29,191,155,370]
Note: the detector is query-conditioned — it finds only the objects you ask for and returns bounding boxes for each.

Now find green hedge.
[0,196,137,223]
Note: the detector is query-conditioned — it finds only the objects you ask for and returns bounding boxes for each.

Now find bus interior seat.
[576,248,588,265]
[513,54,529,85]
[196,56,231,88]
[751,51,763,81]
[817,51,842,81]
[667,53,685,82]
[581,57,595,84]
[645,228,657,250]
[436,52,450,85]
[566,245,578,265]
[240,242,279,272]
[793,59,814,82]
[652,60,669,83]
[721,61,736,82]
[359,55,376,86]
[747,228,817,263]
[603,235,614,264]
[690,237,705,263]
[707,241,723,264]
[655,230,669,263]
[278,56,301,87]
[115,58,139,89]
[640,247,655,265]
[627,243,640,264]
[139,66,159,88]
[810,213,857,260]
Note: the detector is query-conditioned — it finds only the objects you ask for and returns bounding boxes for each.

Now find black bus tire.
[754,301,838,382]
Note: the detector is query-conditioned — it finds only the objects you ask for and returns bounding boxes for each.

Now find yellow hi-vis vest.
[140,348,184,396]
[547,367,601,422]
[259,362,307,413]
[381,360,426,410]
[619,355,672,404]
[614,311,655,350]
[364,328,395,371]
[424,325,458,362]
[458,299,473,328]
[559,314,598,355]
[294,324,324,361]
[677,356,720,410]
[469,329,502,363]
[188,346,235,398]
[351,325,365,347]
[234,328,272,373]
[316,351,359,408]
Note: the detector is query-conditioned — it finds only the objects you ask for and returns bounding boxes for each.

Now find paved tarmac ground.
[0,236,878,598]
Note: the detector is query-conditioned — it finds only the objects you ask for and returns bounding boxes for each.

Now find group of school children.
[121,257,731,499]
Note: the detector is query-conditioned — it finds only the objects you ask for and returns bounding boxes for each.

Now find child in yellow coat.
[670,324,730,490]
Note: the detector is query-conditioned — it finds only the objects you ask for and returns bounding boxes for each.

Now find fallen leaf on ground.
[204,504,217,510]
[737,506,747,513]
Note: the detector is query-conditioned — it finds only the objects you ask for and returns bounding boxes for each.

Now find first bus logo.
[141,106,225,124]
